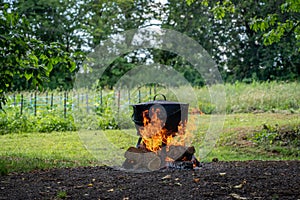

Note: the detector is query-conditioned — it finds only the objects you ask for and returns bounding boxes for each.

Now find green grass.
[0,132,98,174]
[191,113,300,161]
[193,81,300,113]
[1,113,299,174]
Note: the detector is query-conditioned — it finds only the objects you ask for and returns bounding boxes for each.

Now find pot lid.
[131,94,188,106]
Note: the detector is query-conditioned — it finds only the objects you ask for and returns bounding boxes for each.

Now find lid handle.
[153,94,166,101]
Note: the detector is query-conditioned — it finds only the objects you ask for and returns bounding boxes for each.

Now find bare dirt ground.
[1,160,299,200]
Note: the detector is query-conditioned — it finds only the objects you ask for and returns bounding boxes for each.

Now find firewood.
[124,147,148,161]
[167,146,195,161]
[123,147,161,171]
[167,145,187,160]
[143,152,161,171]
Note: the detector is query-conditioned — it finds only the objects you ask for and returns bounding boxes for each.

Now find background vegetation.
[0,0,299,174]
[1,81,299,134]
[1,81,299,174]
[1,0,299,101]
[0,112,299,174]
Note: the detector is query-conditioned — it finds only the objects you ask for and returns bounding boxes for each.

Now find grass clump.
[0,160,8,176]
[56,190,67,199]
[251,123,300,156]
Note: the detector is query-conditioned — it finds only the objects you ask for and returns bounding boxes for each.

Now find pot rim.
[130,94,189,106]
[130,101,189,106]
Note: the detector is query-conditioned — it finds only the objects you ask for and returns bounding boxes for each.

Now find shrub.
[0,107,76,134]
[35,112,77,132]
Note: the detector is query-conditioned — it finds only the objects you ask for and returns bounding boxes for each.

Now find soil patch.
[1,161,299,199]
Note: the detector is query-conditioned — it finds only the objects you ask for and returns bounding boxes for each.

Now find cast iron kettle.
[131,94,189,134]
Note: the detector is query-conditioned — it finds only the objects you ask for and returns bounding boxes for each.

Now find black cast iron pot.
[131,94,189,134]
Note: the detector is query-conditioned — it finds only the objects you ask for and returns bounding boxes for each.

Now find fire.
[139,107,194,153]
[139,108,165,152]
[123,106,200,170]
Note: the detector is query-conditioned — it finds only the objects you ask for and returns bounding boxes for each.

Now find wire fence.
[5,86,162,118]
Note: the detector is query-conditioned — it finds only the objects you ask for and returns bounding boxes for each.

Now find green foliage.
[250,0,300,49]
[0,3,76,109]
[252,123,300,156]
[0,108,76,134]
[98,57,135,89]
[73,108,119,131]
[186,0,194,6]
[0,108,31,134]
[187,0,299,50]
[73,91,120,130]
[1,89,136,133]
[36,112,76,133]
[180,0,300,82]
[211,0,235,20]
[253,124,279,144]
[14,0,87,90]
[95,91,127,130]
[198,102,216,114]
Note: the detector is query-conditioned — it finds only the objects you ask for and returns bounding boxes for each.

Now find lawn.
[1,112,299,174]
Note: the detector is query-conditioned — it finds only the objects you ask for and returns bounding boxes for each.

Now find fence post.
[100,88,103,106]
[77,93,79,108]
[51,93,54,110]
[34,89,37,116]
[128,89,130,105]
[117,90,120,114]
[86,94,89,113]
[45,92,48,106]
[20,94,23,115]
[138,88,141,103]
[72,91,75,110]
[13,93,16,106]
[64,91,67,118]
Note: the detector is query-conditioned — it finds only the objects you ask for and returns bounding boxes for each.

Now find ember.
[123,95,200,171]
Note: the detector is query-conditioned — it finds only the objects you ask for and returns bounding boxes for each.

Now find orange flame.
[139,108,195,153]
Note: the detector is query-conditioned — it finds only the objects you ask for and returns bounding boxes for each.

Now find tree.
[82,0,169,88]
[186,0,300,48]
[184,0,299,82]
[86,0,299,85]
[0,3,75,110]
[13,0,87,90]
[226,0,299,81]
[250,0,300,49]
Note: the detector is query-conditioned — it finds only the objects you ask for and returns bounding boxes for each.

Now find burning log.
[167,146,195,161]
[144,152,161,171]
[123,147,161,171]
[123,146,200,171]
[166,146,200,168]
[124,147,145,160]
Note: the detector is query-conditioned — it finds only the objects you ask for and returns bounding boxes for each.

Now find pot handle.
[153,94,166,101]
